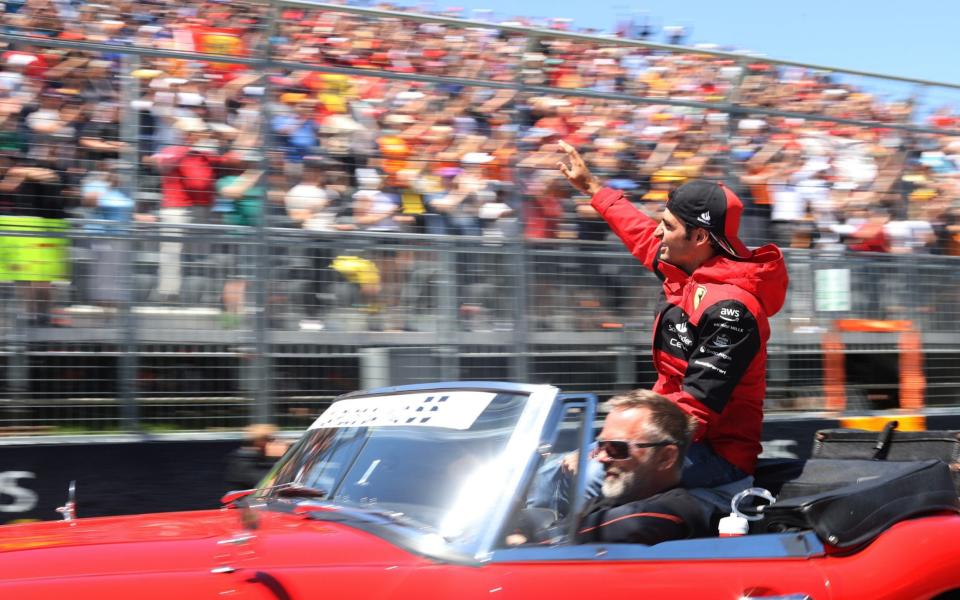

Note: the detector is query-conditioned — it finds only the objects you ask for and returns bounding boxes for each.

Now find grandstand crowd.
[1,0,959,328]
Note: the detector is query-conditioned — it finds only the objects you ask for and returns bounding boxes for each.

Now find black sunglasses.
[590,439,677,461]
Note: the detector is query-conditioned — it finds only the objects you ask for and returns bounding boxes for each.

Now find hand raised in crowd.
[557,140,602,197]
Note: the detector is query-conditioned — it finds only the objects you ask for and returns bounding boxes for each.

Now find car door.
[486,533,833,600]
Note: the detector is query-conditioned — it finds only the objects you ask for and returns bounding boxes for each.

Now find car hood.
[0,507,429,581]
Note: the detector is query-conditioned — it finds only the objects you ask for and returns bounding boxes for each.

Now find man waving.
[558,141,788,488]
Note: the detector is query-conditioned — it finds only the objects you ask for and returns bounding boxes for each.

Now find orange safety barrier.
[834,319,914,333]
[821,320,926,414]
[840,414,927,431]
[899,331,926,411]
[821,331,847,412]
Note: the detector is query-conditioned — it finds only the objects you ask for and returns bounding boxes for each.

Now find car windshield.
[259,388,540,545]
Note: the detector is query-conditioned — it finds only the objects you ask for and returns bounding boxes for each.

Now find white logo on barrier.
[310,391,496,430]
[0,471,38,513]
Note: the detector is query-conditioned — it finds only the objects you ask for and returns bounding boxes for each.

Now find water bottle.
[718,512,749,537]
[718,487,776,537]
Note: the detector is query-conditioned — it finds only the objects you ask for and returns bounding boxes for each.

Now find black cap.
[665,179,750,258]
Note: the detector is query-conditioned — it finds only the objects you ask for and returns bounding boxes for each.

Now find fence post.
[249,2,281,426]
[614,345,635,392]
[118,53,141,432]
[438,237,460,381]
[507,33,540,384]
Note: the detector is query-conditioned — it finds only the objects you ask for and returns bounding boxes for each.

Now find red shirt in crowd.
[154,146,224,209]
[525,194,564,240]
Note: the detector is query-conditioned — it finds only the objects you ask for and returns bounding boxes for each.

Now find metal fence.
[1,2,960,432]
[1,222,958,433]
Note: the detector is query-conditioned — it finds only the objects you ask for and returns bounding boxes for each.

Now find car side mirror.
[221,489,255,506]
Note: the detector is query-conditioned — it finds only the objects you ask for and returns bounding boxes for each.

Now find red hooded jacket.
[592,188,789,474]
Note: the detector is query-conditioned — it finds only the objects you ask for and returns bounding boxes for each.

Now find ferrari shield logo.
[694,286,708,311]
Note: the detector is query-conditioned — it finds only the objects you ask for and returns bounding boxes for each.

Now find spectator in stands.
[284,158,339,328]
[79,165,135,312]
[284,159,337,232]
[215,151,264,327]
[272,96,319,166]
[25,89,76,163]
[0,149,70,326]
[424,168,461,235]
[225,423,284,490]
[81,59,118,103]
[846,202,891,254]
[928,200,960,256]
[843,200,891,318]
[339,168,399,234]
[524,173,567,241]
[4,0,960,336]
[78,101,126,166]
[148,117,224,303]
[525,173,569,330]
[425,159,489,237]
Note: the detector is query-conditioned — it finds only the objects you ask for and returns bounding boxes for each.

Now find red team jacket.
[591,188,789,474]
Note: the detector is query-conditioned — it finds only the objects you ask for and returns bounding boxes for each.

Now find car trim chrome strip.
[488,531,826,562]
[339,381,550,400]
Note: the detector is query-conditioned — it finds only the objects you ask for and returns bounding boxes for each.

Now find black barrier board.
[0,440,242,524]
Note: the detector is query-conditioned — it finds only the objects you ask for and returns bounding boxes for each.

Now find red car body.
[3,509,959,599]
[1,382,958,600]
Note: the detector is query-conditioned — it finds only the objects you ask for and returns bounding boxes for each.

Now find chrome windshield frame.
[468,383,561,561]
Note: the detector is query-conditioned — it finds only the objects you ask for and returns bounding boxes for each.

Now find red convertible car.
[1,381,959,599]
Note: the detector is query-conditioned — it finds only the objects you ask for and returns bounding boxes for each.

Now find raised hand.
[557,140,602,196]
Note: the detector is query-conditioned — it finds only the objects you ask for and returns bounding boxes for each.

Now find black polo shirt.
[575,487,711,545]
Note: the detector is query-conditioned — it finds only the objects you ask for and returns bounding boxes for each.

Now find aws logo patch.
[719,307,740,322]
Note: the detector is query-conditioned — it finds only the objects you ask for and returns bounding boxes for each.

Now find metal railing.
[1,223,958,432]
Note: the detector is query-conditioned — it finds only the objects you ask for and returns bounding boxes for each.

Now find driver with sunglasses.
[514,390,710,546]
[576,390,710,544]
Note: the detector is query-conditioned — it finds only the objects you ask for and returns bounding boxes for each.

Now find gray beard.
[601,468,637,502]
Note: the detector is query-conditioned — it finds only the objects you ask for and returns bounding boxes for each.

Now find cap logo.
[697,211,712,226]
